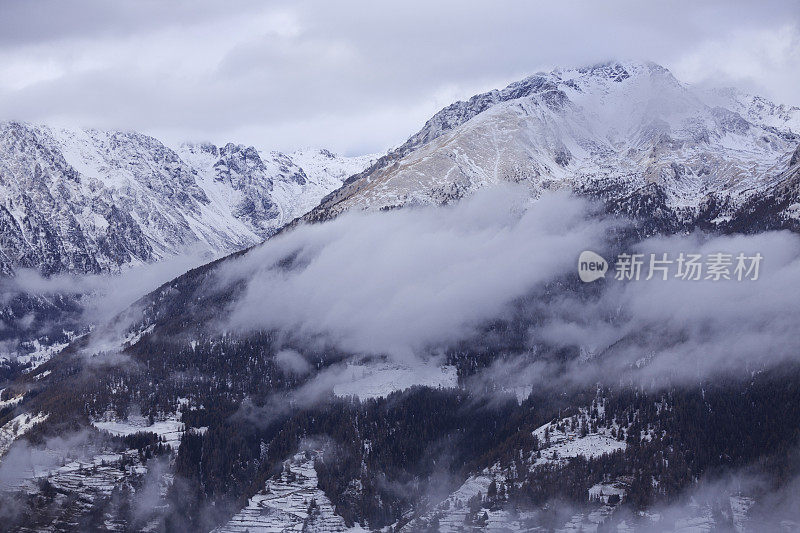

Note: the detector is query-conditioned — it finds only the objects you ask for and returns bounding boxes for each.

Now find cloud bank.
[527,230,800,387]
[0,252,208,361]
[0,0,797,153]
[220,187,611,361]
[205,186,800,391]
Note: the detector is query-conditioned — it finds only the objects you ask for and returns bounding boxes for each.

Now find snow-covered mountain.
[0,122,375,275]
[5,61,800,532]
[305,61,800,232]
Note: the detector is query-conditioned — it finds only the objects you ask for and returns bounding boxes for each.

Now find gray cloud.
[199,186,800,392]
[275,349,312,376]
[527,230,800,388]
[480,461,800,531]
[0,0,797,154]
[2,252,207,323]
[0,430,94,490]
[0,252,208,363]
[219,186,611,361]
[606,464,800,531]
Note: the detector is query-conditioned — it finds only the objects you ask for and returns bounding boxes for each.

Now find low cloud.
[235,362,374,427]
[275,349,312,376]
[198,185,800,393]
[0,252,208,361]
[525,230,800,388]
[5,183,795,396]
[3,251,208,325]
[0,430,95,490]
[612,463,800,531]
[219,187,613,362]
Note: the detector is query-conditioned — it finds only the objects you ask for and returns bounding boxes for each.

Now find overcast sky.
[0,0,798,155]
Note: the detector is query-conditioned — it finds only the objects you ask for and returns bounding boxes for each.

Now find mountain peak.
[545,59,672,81]
[305,60,800,229]
[551,60,683,93]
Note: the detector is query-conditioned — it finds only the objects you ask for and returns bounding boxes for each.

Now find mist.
[524,230,800,388]
[0,252,209,363]
[4,252,209,324]
[197,186,800,392]
[220,186,613,362]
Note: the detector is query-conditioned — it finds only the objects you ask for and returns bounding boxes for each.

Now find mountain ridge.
[0,121,375,276]
[302,61,800,232]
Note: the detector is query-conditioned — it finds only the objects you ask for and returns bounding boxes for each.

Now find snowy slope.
[0,411,48,456]
[305,61,800,229]
[401,400,753,533]
[0,123,375,275]
[215,451,367,533]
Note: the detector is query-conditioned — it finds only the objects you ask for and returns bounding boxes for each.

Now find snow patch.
[332,361,458,400]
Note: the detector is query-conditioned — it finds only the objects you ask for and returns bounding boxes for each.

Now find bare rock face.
[790,143,800,167]
[0,124,375,275]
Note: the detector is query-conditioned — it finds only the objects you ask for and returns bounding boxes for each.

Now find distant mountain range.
[0,123,375,275]
[3,61,798,278]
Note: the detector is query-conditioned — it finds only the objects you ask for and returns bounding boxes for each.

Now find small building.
[588,482,626,505]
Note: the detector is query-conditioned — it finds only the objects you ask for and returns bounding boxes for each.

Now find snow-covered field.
[0,446,141,493]
[531,413,627,466]
[332,361,458,400]
[15,339,71,372]
[0,337,73,375]
[0,390,24,410]
[92,414,185,450]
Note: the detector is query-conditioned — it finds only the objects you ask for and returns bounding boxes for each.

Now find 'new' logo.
[578,251,608,282]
